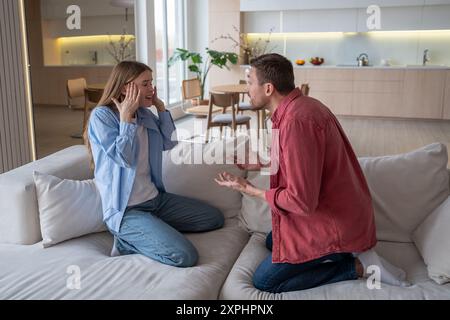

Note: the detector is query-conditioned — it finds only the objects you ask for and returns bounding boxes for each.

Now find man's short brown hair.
[250,53,295,95]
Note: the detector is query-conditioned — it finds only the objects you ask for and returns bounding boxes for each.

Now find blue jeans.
[110,192,224,267]
[253,232,358,293]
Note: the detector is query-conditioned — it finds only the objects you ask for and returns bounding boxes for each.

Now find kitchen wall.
[246,30,450,66]
[240,2,450,67]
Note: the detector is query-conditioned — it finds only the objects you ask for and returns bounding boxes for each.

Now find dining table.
[210,84,266,136]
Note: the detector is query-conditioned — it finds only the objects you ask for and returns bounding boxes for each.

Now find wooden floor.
[33,105,450,166]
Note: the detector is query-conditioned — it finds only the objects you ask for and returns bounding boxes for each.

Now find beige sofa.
[1,142,449,299]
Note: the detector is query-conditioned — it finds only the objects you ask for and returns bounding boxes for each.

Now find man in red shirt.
[215,53,408,293]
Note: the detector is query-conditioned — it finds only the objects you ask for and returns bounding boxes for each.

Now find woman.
[84,61,224,267]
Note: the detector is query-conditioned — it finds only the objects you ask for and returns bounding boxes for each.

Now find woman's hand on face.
[152,86,166,112]
[112,83,140,123]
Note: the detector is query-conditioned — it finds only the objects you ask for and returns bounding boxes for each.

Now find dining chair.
[181,78,221,118]
[205,92,251,143]
[66,78,87,110]
[236,79,266,138]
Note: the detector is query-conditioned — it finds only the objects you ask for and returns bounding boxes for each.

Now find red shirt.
[265,88,377,264]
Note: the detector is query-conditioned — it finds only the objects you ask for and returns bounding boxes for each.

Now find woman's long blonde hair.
[83,61,152,169]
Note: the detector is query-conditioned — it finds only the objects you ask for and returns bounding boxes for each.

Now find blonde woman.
[84,61,224,267]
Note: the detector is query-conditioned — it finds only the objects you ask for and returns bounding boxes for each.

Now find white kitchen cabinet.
[240,0,437,12]
[282,9,358,33]
[356,6,423,32]
[422,5,450,30]
[242,11,280,33]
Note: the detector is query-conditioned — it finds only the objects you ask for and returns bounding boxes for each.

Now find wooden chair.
[181,78,221,118]
[236,79,266,138]
[205,92,251,143]
[82,88,103,133]
[67,78,87,110]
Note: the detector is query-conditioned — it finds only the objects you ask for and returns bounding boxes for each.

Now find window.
[154,0,185,107]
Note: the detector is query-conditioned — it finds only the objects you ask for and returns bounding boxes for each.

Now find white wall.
[186,0,208,53]
[185,0,210,93]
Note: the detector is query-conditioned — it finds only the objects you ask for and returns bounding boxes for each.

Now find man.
[215,53,408,293]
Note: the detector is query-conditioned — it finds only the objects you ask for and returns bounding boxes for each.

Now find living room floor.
[33,104,450,166]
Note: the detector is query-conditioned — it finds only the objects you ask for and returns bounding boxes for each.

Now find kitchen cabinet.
[351,69,404,117]
[422,5,450,30]
[240,0,441,12]
[403,70,447,119]
[242,3,450,33]
[240,66,450,119]
[442,71,450,119]
[282,9,357,33]
[242,11,280,33]
[304,69,353,115]
[356,6,423,32]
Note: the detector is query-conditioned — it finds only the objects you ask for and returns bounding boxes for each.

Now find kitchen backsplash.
[246,30,450,66]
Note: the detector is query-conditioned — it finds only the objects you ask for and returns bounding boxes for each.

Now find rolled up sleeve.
[265,119,327,217]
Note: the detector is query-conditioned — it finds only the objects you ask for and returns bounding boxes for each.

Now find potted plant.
[168,48,238,103]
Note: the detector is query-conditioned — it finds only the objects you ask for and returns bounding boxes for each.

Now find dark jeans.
[253,232,358,293]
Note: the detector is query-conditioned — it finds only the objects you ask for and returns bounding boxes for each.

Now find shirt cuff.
[265,189,288,216]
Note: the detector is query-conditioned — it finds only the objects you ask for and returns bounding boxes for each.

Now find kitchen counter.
[240,64,450,70]
[239,65,450,120]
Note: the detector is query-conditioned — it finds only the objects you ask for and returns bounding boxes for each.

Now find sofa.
[1,140,450,300]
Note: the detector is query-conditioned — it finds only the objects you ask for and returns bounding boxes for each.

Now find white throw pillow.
[358,143,449,242]
[239,171,271,234]
[33,171,106,248]
[413,196,450,284]
[162,140,246,219]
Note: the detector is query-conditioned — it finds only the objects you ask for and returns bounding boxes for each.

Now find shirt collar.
[271,87,302,126]
[136,107,159,131]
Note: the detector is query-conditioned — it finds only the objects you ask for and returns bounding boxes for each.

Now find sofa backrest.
[239,143,450,243]
[0,145,92,245]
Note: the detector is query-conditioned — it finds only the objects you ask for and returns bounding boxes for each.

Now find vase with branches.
[106,29,135,63]
[168,48,238,100]
[212,25,277,64]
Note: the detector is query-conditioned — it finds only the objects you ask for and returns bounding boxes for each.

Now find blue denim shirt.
[88,106,178,233]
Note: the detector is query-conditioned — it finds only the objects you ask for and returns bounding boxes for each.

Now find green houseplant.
[168,48,238,101]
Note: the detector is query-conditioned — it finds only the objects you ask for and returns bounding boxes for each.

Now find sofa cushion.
[358,143,449,242]
[239,171,271,234]
[33,171,106,248]
[413,196,450,285]
[0,219,249,299]
[0,145,92,245]
[163,140,246,219]
[219,233,450,299]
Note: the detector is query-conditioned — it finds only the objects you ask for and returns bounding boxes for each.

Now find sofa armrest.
[0,145,93,245]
